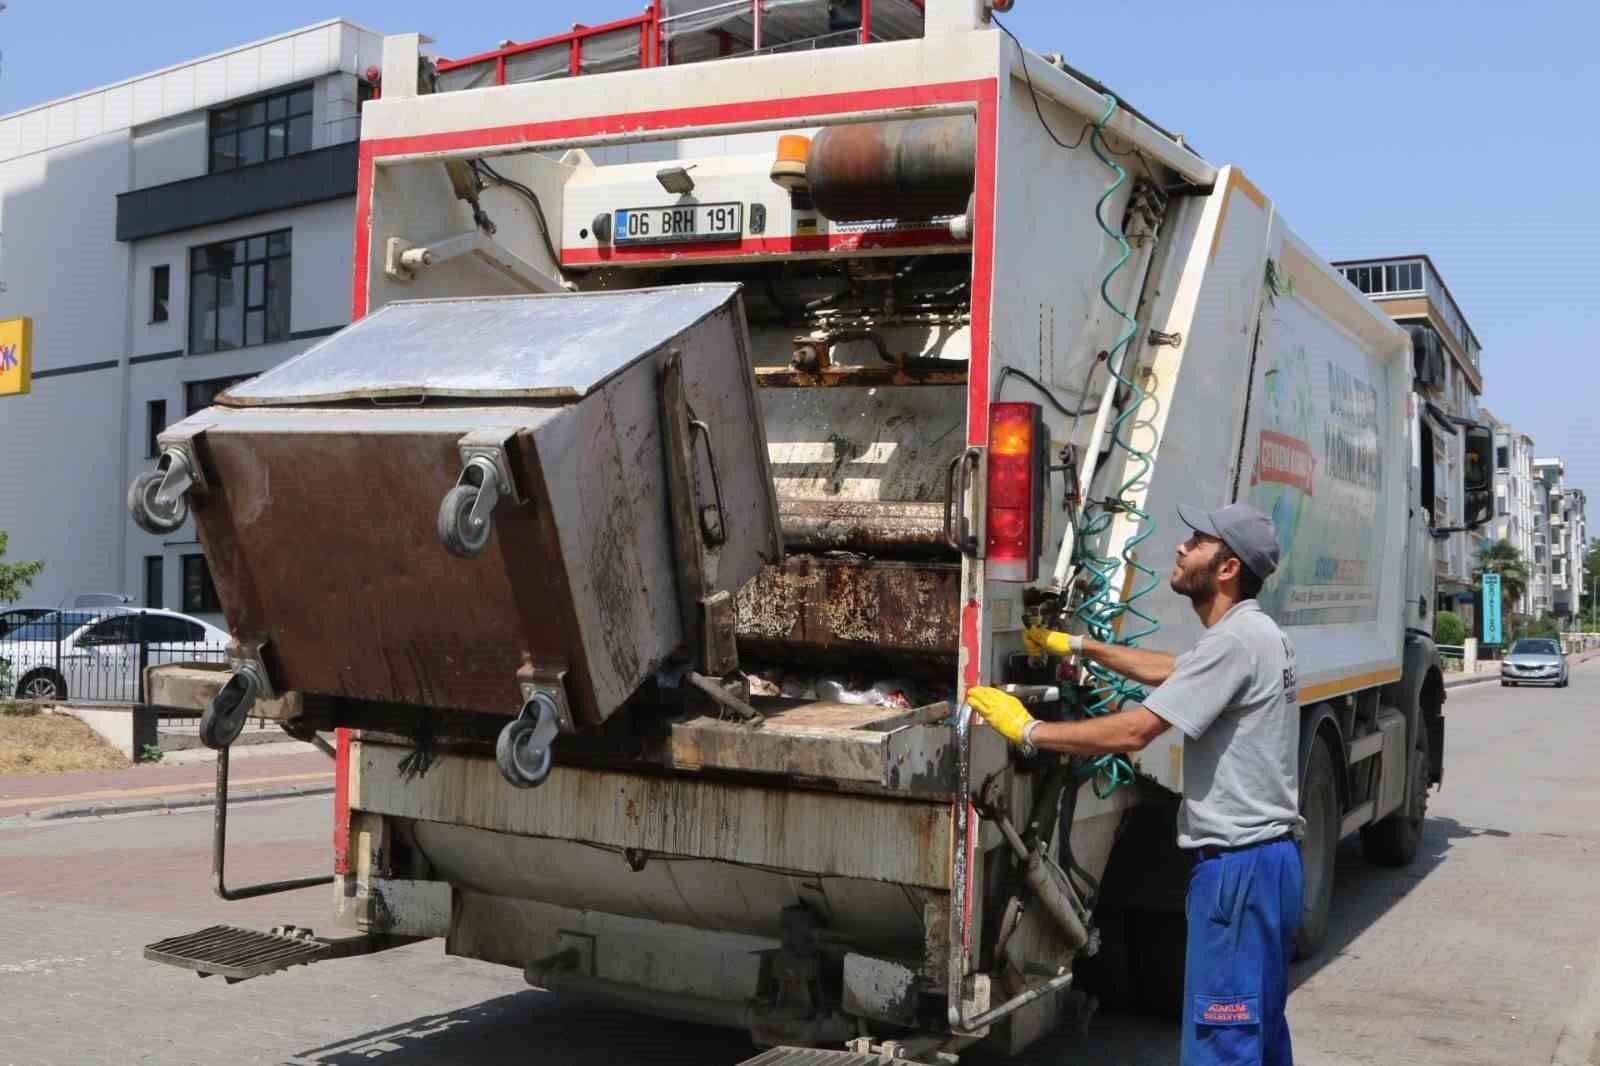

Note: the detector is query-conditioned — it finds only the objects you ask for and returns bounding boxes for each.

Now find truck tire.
[1295,738,1339,959]
[1361,716,1430,867]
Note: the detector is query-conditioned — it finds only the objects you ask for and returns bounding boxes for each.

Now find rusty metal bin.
[134,285,781,768]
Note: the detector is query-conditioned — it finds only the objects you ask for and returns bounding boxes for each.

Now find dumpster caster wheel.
[439,483,493,558]
[128,468,188,535]
[201,666,263,750]
[496,694,559,789]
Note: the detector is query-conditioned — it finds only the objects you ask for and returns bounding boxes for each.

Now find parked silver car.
[1500,638,1568,688]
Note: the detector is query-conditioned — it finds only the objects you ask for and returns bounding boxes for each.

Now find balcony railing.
[435,1,927,92]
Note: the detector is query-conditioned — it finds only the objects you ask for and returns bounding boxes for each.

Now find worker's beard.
[1170,554,1223,606]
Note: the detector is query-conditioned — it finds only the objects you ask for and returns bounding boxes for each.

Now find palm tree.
[1475,539,1529,616]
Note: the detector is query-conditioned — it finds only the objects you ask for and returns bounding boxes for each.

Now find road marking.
[0,771,334,811]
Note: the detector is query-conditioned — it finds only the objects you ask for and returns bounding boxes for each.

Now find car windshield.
[0,612,98,642]
[1511,639,1559,656]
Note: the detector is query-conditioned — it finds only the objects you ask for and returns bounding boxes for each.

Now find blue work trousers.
[1181,838,1303,1066]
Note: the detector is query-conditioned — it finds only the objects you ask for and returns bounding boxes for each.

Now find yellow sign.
[0,317,31,397]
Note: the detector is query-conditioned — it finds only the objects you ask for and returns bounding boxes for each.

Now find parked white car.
[0,608,230,703]
[0,607,57,639]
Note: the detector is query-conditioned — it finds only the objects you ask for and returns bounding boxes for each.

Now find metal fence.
[0,609,228,705]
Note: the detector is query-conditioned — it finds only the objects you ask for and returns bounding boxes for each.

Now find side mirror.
[1463,487,1493,530]
[1463,424,1493,494]
[1460,423,1494,531]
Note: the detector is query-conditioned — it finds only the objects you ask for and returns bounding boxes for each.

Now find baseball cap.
[1176,502,1280,582]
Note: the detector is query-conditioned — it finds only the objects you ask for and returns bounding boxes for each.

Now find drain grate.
[145,924,331,982]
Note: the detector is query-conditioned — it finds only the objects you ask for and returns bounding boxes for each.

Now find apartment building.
[1530,458,1590,622]
[1485,408,1537,615]
[1553,486,1588,621]
[0,21,384,621]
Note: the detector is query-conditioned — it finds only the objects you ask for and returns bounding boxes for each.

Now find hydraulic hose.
[1067,95,1162,797]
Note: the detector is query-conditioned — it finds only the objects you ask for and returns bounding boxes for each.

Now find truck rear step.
[144,924,414,983]
[739,1050,905,1066]
[145,925,329,982]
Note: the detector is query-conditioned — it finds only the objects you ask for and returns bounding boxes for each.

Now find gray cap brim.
[1176,503,1221,538]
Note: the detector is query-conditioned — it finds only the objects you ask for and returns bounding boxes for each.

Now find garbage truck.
[134,1,1494,1059]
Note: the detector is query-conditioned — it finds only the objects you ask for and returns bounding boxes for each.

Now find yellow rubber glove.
[1023,625,1080,660]
[966,686,1036,746]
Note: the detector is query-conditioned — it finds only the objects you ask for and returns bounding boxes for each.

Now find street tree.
[0,530,43,604]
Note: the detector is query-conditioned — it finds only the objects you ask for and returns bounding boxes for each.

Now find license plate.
[613,203,743,245]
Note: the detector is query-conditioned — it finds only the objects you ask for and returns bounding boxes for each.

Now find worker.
[967,502,1303,1066]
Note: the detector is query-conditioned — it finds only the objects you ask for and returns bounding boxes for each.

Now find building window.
[151,264,170,323]
[146,399,167,458]
[188,230,290,354]
[210,86,314,172]
[1340,260,1424,296]
[144,556,165,610]
[1495,446,1509,470]
[185,375,254,416]
[181,554,221,614]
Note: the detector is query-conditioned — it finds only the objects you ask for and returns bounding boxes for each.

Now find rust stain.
[736,556,960,662]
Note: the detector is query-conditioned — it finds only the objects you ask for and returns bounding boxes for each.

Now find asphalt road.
[2,662,1598,1065]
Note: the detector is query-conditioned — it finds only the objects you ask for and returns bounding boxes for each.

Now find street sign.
[1482,572,1503,646]
[0,316,32,397]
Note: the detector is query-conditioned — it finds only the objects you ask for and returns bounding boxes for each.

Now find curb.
[0,782,334,830]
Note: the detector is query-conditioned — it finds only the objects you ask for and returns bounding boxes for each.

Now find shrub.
[1434,610,1467,646]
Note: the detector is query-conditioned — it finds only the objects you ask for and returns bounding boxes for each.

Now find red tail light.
[986,402,1045,582]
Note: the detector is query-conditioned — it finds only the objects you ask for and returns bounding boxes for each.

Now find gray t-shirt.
[1142,599,1302,849]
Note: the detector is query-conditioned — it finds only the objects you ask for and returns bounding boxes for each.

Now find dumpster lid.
[220,284,744,406]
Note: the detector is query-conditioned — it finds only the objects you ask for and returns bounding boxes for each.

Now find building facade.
[1485,408,1537,616]
[1531,458,1566,619]
[1332,255,1484,622]
[0,21,383,622]
[1526,460,1589,625]
[1567,491,1588,623]
[1552,485,1587,622]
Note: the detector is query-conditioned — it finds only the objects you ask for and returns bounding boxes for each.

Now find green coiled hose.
[1068,95,1163,797]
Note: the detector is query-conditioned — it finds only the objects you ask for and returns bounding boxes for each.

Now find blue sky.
[2,1,1596,502]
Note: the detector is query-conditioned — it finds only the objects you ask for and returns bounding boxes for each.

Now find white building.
[0,21,384,621]
[1532,458,1567,619]
[1553,486,1587,622]
[1485,408,1536,615]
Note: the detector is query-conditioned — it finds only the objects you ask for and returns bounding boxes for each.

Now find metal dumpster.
[130,284,782,780]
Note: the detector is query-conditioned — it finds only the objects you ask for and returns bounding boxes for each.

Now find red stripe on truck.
[333,728,351,875]
[346,80,1002,961]
[968,80,998,448]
